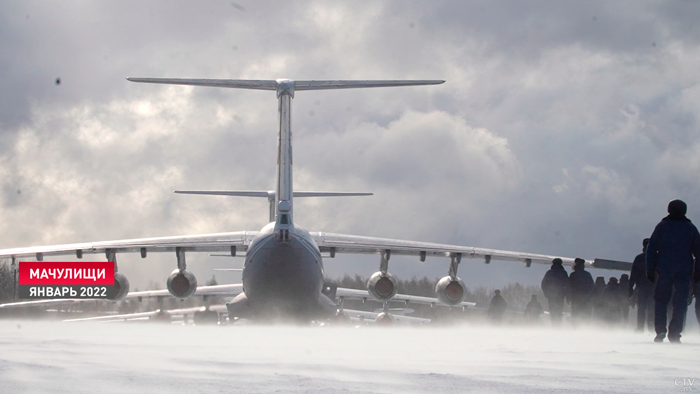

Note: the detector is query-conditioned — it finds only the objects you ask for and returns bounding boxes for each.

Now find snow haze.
[0,320,698,393]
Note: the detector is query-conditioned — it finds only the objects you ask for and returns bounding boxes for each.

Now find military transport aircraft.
[0,78,630,323]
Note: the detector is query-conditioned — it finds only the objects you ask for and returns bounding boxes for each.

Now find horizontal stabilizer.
[127,78,277,91]
[175,190,270,197]
[294,80,444,90]
[127,78,444,92]
[175,190,373,198]
[176,190,373,223]
[295,191,373,197]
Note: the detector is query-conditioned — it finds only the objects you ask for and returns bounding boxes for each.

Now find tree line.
[0,259,550,317]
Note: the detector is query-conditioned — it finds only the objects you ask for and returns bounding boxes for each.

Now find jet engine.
[109,272,130,301]
[435,276,466,305]
[167,269,197,299]
[366,271,398,301]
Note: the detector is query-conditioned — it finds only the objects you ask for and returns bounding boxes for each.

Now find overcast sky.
[1,1,700,290]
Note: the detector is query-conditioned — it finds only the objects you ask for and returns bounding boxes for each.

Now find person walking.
[592,276,607,321]
[629,238,655,332]
[619,274,631,325]
[646,199,700,343]
[488,289,507,324]
[569,258,594,325]
[524,294,543,323]
[695,283,700,333]
[601,277,625,325]
[541,258,570,326]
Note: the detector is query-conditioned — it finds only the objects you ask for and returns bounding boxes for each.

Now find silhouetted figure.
[619,274,630,325]
[592,276,607,321]
[602,277,625,325]
[646,199,700,343]
[541,258,570,326]
[488,289,507,324]
[695,283,700,332]
[569,258,594,325]
[524,294,543,323]
[629,238,654,332]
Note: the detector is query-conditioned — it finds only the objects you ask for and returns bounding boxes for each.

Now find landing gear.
[194,310,220,325]
[151,310,172,323]
[330,311,351,325]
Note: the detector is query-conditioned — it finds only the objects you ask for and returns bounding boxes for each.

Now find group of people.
[536,259,635,326]
[487,261,636,326]
[541,199,700,343]
[487,290,547,324]
[487,199,700,343]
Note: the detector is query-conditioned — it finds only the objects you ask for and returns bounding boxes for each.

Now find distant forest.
[0,261,14,302]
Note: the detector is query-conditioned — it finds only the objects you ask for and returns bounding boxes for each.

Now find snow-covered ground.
[0,320,698,393]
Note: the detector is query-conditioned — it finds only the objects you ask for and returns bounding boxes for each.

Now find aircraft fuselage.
[229,222,328,319]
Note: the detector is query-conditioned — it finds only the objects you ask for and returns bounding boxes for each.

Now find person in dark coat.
[541,258,570,326]
[569,258,594,325]
[695,283,700,332]
[646,199,700,343]
[619,274,631,325]
[592,276,607,321]
[524,294,543,323]
[602,277,625,324]
[629,238,654,332]
[488,289,507,323]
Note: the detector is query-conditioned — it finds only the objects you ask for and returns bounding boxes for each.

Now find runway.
[0,319,697,393]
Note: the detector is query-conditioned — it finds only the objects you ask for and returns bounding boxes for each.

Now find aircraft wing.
[62,307,203,323]
[64,310,169,322]
[336,287,476,308]
[0,284,243,309]
[342,308,431,324]
[62,305,229,323]
[313,232,630,270]
[0,231,257,260]
[122,284,243,299]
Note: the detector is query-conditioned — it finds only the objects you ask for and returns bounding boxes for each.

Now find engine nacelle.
[109,272,130,301]
[435,276,466,305]
[367,271,398,301]
[167,269,197,299]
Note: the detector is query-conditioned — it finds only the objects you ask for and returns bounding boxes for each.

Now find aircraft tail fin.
[129,77,441,227]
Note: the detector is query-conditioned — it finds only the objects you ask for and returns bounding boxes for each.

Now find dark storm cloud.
[394,1,666,55]
[1,1,700,288]
[655,1,700,44]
